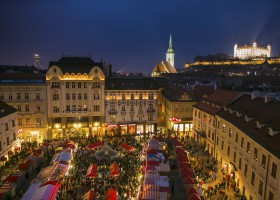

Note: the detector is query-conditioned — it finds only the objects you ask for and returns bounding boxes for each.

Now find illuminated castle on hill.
[234,42,271,59]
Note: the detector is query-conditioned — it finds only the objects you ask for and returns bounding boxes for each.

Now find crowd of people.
[56,133,153,199]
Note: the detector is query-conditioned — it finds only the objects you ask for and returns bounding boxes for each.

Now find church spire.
[167,34,174,53]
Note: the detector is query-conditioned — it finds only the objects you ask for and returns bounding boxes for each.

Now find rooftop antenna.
[34,54,43,70]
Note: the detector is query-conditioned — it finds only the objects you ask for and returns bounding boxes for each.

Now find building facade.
[234,42,271,59]
[0,100,18,166]
[192,90,240,156]
[160,87,196,138]
[216,94,280,200]
[46,56,106,139]
[193,91,280,200]
[0,72,47,143]
[105,77,159,135]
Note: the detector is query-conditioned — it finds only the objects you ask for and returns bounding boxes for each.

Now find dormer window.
[236,112,243,118]
[256,121,261,129]
[223,106,228,112]
[268,127,280,136]
[229,109,234,114]
[244,115,252,122]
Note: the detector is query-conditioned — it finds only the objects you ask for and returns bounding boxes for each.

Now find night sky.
[1,0,280,73]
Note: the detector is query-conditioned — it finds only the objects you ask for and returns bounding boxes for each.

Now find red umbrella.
[86,165,97,178]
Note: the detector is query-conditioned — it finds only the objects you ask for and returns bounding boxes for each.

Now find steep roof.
[105,77,159,90]
[193,89,240,115]
[152,61,177,75]
[217,94,280,158]
[49,56,103,74]
[0,100,17,119]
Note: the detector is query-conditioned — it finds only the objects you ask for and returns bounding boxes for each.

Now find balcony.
[147,108,155,113]
[108,110,118,115]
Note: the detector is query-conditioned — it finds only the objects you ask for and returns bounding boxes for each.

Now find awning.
[104,188,117,200]
[109,163,119,177]
[86,165,97,178]
[120,143,134,151]
[83,190,96,200]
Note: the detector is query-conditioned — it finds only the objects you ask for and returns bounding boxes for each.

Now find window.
[130,114,134,121]
[25,93,29,99]
[254,148,258,160]
[233,151,236,163]
[238,157,242,170]
[131,94,134,100]
[26,118,31,125]
[262,154,266,168]
[130,105,134,111]
[17,105,21,112]
[221,140,224,150]
[84,93,87,100]
[122,105,125,111]
[244,163,248,177]
[36,93,40,100]
[5,123,8,131]
[229,128,232,137]
[72,93,76,100]
[36,118,41,125]
[72,105,76,111]
[268,191,274,200]
[93,93,100,100]
[0,93,4,100]
[12,120,15,127]
[66,105,70,112]
[72,82,75,88]
[251,171,255,186]
[241,137,244,148]
[66,93,70,100]
[247,142,250,153]
[211,132,214,141]
[122,94,125,100]
[7,137,10,146]
[78,93,82,100]
[53,106,59,113]
[53,94,59,101]
[78,105,82,111]
[93,82,100,88]
[148,93,153,99]
[0,142,2,150]
[17,93,21,99]
[148,114,153,121]
[227,146,230,156]
[25,105,29,112]
[52,82,60,88]
[9,93,12,100]
[78,82,81,88]
[93,105,100,112]
[66,82,70,88]
[84,82,87,88]
[216,136,219,145]
[36,105,40,112]
[271,162,277,179]
[139,94,142,99]
[208,130,211,138]
[222,124,226,132]
[258,180,263,196]
[18,118,22,126]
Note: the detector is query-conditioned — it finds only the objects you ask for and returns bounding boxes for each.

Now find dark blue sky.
[1,0,280,73]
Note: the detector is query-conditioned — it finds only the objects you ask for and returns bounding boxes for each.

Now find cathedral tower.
[166,34,175,68]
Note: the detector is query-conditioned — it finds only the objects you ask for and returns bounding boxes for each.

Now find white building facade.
[234,42,271,59]
[105,77,159,135]
[0,101,18,166]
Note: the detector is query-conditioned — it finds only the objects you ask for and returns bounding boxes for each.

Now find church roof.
[0,100,17,119]
[152,61,177,74]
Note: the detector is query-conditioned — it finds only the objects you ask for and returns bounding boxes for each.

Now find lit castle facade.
[234,42,271,59]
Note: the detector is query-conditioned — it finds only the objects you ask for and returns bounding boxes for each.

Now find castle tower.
[234,44,238,58]
[166,34,175,68]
